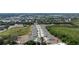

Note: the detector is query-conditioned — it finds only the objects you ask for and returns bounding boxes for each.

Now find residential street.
[30,24,63,45]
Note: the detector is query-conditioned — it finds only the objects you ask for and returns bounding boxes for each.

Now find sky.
[0,0,79,13]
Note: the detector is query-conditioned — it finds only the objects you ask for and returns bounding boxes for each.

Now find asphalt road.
[30,24,56,44]
[29,24,38,40]
[29,24,66,45]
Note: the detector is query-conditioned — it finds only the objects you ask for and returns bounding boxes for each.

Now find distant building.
[0,25,6,30]
[65,18,71,22]
[0,20,11,22]
[8,24,23,29]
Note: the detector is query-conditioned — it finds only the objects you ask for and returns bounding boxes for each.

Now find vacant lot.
[71,18,79,26]
[0,26,31,44]
[47,24,79,45]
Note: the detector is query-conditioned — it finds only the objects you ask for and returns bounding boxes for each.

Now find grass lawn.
[0,26,31,44]
[47,24,79,45]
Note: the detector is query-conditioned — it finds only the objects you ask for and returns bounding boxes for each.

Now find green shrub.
[47,25,79,45]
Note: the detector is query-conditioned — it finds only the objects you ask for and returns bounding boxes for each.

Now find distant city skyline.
[0,13,79,17]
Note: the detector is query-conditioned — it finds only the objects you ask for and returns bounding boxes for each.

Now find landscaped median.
[46,24,79,45]
[0,25,31,45]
